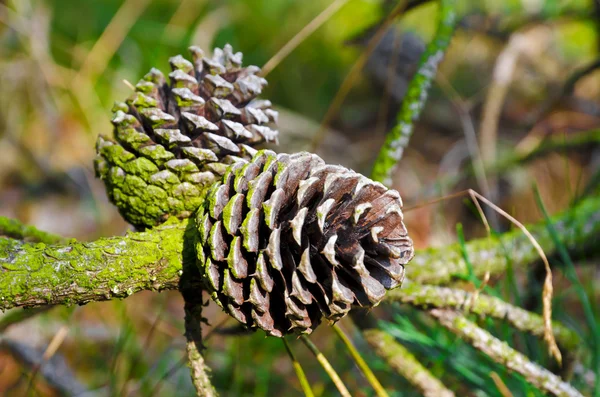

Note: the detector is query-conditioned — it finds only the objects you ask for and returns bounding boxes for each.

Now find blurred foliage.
[0,0,599,395]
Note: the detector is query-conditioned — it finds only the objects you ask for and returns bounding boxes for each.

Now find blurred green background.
[0,0,599,395]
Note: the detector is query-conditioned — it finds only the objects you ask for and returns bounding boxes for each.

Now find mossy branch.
[371,0,456,185]
[0,218,189,311]
[387,283,579,352]
[0,194,599,311]
[429,309,584,397]
[183,295,216,397]
[0,216,66,244]
[179,230,217,397]
[409,194,600,285]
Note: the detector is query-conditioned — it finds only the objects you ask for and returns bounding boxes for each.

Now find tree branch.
[371,0,456,185]
[183,299,216,397]
[409,195,600,285]
[179,226,217,397]
[0,218,189,310]
[1,194,598,311]
[0,216,66,244]
[387,283,580,377]
[387,283,578,349]
[429,309,583,397]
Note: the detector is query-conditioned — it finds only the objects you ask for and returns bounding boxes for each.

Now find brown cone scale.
[195,150,414,336]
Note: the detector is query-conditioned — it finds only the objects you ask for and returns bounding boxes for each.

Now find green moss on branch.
[0,218,189,311]
[407,195,600,285]
[387,284,579,351]
[430,309,583,397]
[0,195,598,312]
[0,216,66,244]
[371,0,456,185]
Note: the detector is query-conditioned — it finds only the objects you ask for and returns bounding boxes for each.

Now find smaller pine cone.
[195,150,413,336]
[94,44,278,228]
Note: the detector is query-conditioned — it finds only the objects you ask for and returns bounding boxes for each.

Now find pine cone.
[195,150,414,336]
[94,44,278,228]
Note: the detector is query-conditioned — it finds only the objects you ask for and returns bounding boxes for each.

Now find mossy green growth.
[387,284,580,352]
[95,130,217,228]
[370,0,456,186]
[407,194,600,285]
[0,218,188,310]
[0,216,66,244]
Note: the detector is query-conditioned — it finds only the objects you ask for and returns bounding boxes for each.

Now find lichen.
[0,218,187,311]
[0,216,66,244]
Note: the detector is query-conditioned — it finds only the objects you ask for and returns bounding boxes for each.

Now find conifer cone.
[195,150,414,336]
[95,44,278,228]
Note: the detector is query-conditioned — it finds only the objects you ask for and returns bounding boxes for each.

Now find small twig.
[467,190,560,365]
[183,299,216,397]
[283,338,315,397]
[179,229,216,397]
[0,216,66,244]
[261,0,350,77]
[430,309,583,397]
[300,335,351,397]
[386,283,579,352]
[535,188,600,397]
[362,329,455,397]
[371,0,457,186]
[332,324,389,397]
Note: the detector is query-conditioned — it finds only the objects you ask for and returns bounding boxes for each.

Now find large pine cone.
[95,44,278,228]
[195,150,414,336]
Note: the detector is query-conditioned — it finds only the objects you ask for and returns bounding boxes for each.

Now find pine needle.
[283,338,315,397]
[332,324,389,397]
[261,0,349,77]
[300,335,351,397]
